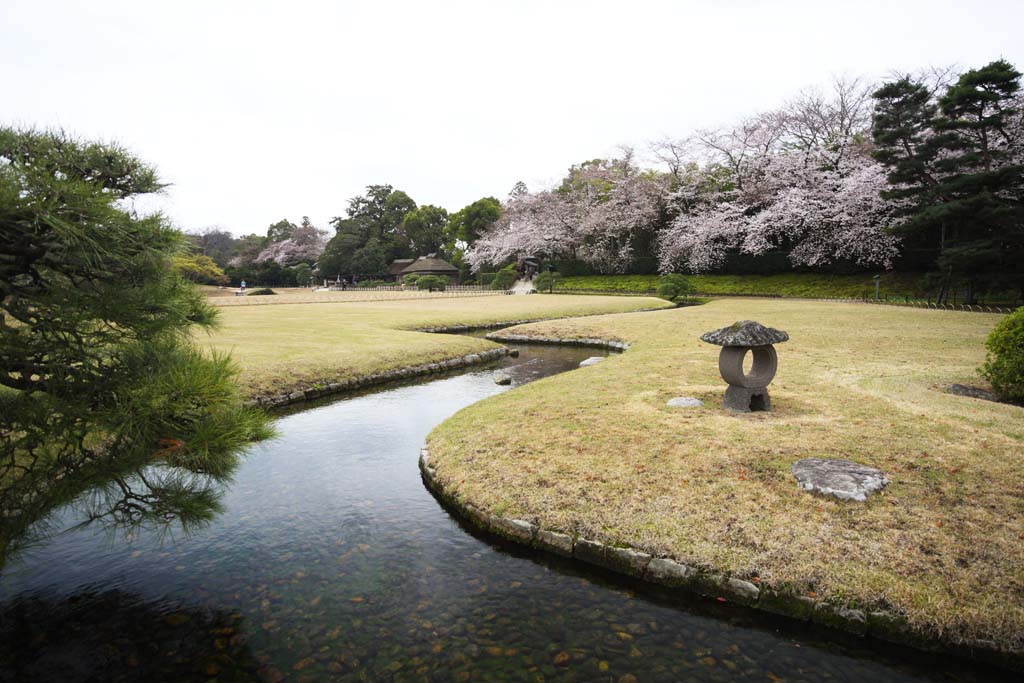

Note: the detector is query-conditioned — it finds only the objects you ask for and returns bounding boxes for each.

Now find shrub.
[247,288,276,296]
[534,271,561,292]
[491,265,518,290]
[357,279,387,288]
[172,253,229,285]
[293,263,312,286]
[402,273,420,287]
[416,275,444,292]
[656,274,695,301]
[980,307,1024,401]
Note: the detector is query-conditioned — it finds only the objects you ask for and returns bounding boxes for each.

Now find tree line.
[182,189,502,287]
[470,60,1023,304]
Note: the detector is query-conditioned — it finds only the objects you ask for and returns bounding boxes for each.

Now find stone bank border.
[245,347,511,409]
[486,331,629,351]
[420,448,1021,671]
[418,330,1022,672]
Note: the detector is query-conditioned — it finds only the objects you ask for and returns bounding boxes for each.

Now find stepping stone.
[579,357,604,367]
[494,374,512,385]
[791,458,888,502]
[667,397,703,408]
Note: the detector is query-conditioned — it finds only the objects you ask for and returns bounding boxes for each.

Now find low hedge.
[556,273,931,299]
[980,306,1024,401]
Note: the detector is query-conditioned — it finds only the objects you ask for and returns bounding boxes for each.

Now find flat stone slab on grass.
[579,357,604,367]
[667,396,703,408]
[792,458,889,502]
[946,383,1002,403]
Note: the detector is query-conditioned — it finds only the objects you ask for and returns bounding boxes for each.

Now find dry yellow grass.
[427,299,1024,651]
[200,294,672,396]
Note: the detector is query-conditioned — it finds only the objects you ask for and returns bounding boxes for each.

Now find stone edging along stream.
[419,334,1022,672]
[244,347,513,409]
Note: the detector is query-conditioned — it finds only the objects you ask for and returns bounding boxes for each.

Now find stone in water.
[494,374,512,385]
[791,458,888,502]
[667,397,703,408]
[579,357,604,367]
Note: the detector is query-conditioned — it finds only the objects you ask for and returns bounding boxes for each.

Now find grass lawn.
[557,272,933,299]
[426,299,1024,653]
[201,293,673,397]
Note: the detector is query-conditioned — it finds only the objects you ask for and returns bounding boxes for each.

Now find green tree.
[533,270,561,293]
[329,185,419,269]
[873,61,1024,302]
[399,204,449,255]
[402,273,420,287]
[344,184,394,227]
[416,275,444,291]
[266,218,298,243]
[491,264,518,290]
[980,306,1024,401]
[187,228,237,267]
[230,233,267,266]
[382,191,417,238]
[350,237,387,278]
[172,253,229,285]
[293,262,313,286]
[0,128,271,564]
[448,197,501,245]
[656,273,695,301]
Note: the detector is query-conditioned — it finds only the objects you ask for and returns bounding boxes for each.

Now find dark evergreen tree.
[0,128,272,564]
[872,61,1024,302]
[448,197,501,245]
[931,60,1024,301]
[266,218,298,243]
[398,204,449,256]
[328,185,419,270]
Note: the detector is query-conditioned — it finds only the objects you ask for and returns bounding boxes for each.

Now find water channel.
[0,339,1012,682]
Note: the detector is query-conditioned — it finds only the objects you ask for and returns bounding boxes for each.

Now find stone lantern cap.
[700,320,789,347]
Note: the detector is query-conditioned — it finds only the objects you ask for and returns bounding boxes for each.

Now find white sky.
[3,0,1022,236]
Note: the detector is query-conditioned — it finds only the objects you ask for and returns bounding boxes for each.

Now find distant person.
[240,279,247,292]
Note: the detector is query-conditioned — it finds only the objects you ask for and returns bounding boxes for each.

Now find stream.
[0,339,1011,682]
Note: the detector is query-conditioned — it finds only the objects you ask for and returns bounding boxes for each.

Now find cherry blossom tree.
[657,78,900,272]
[254,217,328,266]
[467,189,579,270]
[468,151,666,273]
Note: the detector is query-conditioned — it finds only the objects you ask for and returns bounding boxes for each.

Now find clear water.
[0,343,1011,682]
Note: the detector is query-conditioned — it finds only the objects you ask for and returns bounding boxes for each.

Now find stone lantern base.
[724,385,771,412]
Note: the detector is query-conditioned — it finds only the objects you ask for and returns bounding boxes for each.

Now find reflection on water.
[0,343,1012,682]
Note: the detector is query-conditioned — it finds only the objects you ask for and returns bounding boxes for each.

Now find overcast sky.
[3,1,1022,236]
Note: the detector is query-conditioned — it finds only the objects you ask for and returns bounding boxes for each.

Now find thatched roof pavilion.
[398,256,459,281]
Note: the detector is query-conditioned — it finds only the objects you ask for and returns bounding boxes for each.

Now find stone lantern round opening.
[700,320,788,412]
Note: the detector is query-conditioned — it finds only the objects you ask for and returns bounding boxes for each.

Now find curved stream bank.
[0,338,1013,682]
[424,334,1021,672]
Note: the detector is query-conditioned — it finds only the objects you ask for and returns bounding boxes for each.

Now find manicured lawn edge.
[419,441,1019,672]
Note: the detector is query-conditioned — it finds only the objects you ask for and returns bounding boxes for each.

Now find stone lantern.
[700,320,789,412]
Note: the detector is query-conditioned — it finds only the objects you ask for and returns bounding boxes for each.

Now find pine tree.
[872,62,1024,302]
[931,60,1024,302]
[0,128,272,564]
